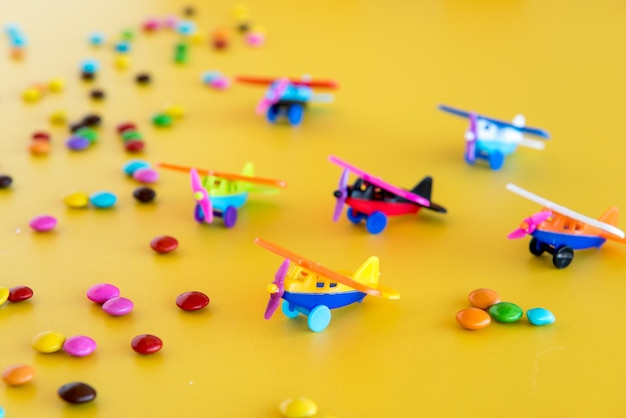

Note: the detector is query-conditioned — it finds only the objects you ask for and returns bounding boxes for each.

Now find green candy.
[173,51,188,64]
[120,29,135,41]
[121,130,142,142]
[75,128,98,143]
[488,302,523,323]
[175,42,188,53]
[152,113,173,127]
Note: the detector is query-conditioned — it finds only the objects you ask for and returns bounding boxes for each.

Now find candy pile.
[117,121,146,153]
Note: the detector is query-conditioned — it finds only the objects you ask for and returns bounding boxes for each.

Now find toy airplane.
[158,162,287,228]
[235,75,338,126]
[254,238,399,332]
[438,104,550,170]
[328,155,447,234]
[506,183,626,268]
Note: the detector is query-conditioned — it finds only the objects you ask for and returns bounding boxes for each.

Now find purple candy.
[66,136,90,151]
[86,283,120,304]
[63,335,97,357]
[132,167,159,184]
[102,297,134,316]
[29,214,58,232]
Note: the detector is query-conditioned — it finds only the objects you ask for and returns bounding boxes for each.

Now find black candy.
[133,186,156,203]
[58,382,97,404]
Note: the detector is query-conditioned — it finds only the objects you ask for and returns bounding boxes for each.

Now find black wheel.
[529,238,545,256]
[553,246,574,269]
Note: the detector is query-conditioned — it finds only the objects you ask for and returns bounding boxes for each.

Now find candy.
[123,159,150,175]
[135,72,151,84]
[115,41,130,53]
[29,141,50,155]
[121,131,142,142]
[133,167,159,183]
[88,32,105,46]
[22,88,42,102]
[165,105,185,119]
[87,283,120,304]
[8,286,33,302]
[74,127,97,143]
[63,336,97,357]
[82,114,101,127]
[279,397,318,418]
[488,302,524,323]
[114,55,130,70]
[81,58,99,74]
[125,140,145,152]
[0,175,12,188]
[468,288,501,310]
[58,382,97,404]
[29,215,57,232]
[32,131,50,141]
[150,235,179,254]
[66,136,90,151]
[89,191,117,208]
[90,89,105,100]
[152,113,172,127]
[117,122,137,133]
[176,20,196,35]
[120,29,134,41]
[49,110,67,125]
[102,297,134,316]
[0,287,8,306]
[455,307,491,330]
[142,18,160,32]
[32,330,66,353]
[246,32,265,47]
[133,186,156,203]
[64,192,90,208]
[48,78,65,93]
[2,364,35,386]
[526,308,555,326]
[176,291,209,311]
[131,334,163,354]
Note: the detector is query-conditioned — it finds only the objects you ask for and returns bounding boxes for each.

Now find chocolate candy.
[133,186,156,203]
[176,291,209,311]
[58,382,97,404]
[135,72,151,84]
[0,175,12,189]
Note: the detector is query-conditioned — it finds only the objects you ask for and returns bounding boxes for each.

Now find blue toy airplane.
[439,104,550,170]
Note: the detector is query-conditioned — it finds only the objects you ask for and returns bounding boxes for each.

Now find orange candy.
[468,288,501,310]
[455,307,491,330]
[29,141,50,155]
[2,364,35,386]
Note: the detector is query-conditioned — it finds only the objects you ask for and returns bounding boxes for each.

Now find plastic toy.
[254,238,399,332]
[328,155,447,234]
[438,104,550,170]
[158,162,286,228]
[506,183,626,268]
[235,75,338,126]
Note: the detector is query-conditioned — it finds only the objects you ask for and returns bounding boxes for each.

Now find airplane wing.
[328,156,431,208]
[158,162,287,188]
[438,104,550,139]
[235,75,339,89]
[506,183,625,239]
[254,238,400,300]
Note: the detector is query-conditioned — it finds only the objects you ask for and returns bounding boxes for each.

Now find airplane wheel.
[282,301,300,318]
[223,206,237,228]
[529,238,545,256]
[346,208,364,224]
[194,203,204,223]
[553,246,574,269]
[366,211,387,234]
[308,305,331,332]
[266,105,280,123]
[488,150,505,170]
[288,104,304,126]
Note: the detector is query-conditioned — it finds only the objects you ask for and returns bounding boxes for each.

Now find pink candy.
[102,297,134,316]
[132,167,159,184]
[29,215,57,232]
[86,283,120,304]
[63,335,97,357]
[246,32,265,47]
[211,77,231,90]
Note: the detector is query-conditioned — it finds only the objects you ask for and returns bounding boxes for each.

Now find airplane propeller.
[190,168,213,224]
[256,78,290,114]
[507,210,552,239]
[464,112,478,163]
[264,259,289,319]
[332,168,349,222]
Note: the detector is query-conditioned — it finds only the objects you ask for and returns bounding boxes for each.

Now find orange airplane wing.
[157,162,287,188]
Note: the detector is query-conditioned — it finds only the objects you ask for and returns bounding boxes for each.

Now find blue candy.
[526,308,555,326]
[89,32,105,46]
[123,159,151,176]
[66,136,91,151]
[81,59,100,74]
[176,20,196,35]
[115,41,131,53]
[90,191,117,209]
[202,71,222,84]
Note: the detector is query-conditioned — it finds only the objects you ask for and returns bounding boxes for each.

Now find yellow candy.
[189,31,205,45]
[279,397,318,418]
[48,78,65,93]
[114,55,130,70]
[32,331,66,353]
[22,88,42,103]
[0,287,9,306]
[63,192,90,209]
[49,110,67,125]
[165,104,185,119]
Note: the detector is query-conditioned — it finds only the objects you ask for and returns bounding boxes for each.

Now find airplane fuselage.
[533,229,607,250]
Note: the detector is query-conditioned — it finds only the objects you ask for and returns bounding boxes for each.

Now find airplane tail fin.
[351,257,380,287]
[599,207,619,226]
[411,177,447,213]
[241,162,254,177]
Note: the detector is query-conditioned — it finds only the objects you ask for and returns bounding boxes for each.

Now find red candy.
[32,131,50,141]
[131,334,163,354]
[125,140,145,153]
[150,235,178,254]
[176,291,209,311]
[116,122,137,134]
[8,286,34,302]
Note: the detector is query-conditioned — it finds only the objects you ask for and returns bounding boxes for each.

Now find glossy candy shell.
[8,286,33,302]
[131,334,163,354]
[32,331,66,353]
[132,167,159,183]
[468,288,501,310]
[0,287,10,306]
[527,308,556,326]
[2,364,35,386]
[89,191,117,208]
[66,136,91,151]
[63,336,97,357]
[279,397,318,418]
[86,283,120,304]
[176,291,209,311]
[455,307,491,330]
[133,187,156,203]
[102,297,134,316]
[488,302,524,323]
[123,159,150,175]
[64,192,90,208]
[29,215,57,232]
[125,140,145,152]
[58,382,97,404]
[150,235,178,254]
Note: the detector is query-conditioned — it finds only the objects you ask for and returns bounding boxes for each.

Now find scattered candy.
[246,31,265,47]
[102,297,134,316]
[32,330,66,353]
[8,286,33,302]
[66,136,91,151]
[63,192,90,208]
[142,18,160,32]
[455,307,491,330]
[114,55,130,70]
[0,175,12,189]
[131,334,163,354]
[526,308,555,326]
[152,113,172,127]
[89,191,117,209]
[29,215,58,232]
[468,288,501,310]
[150,235,179,254]
[279,397,318,418]
[49,110,67,125]
[90,89,105,100]
[176,20,196,35]
[123,159,150,176]
[117,123,145,153]
[488,302,524,323]
[81,58,99,75]
[164,104,185,119]
[2,364,35,386]
[133,186,156,203]
[29,141,50,155]
[115,41,131,53]
[173,42,188,64]
[82,114,102,127]
[0,287,9,306]
[133,167,159,183]
[88,32,105,46]
[87,283,120,304]
[176,291,209,311]
[58,382,97,404]
[63,335,97,357]
[212,28,229,49]
[135,72,151,84]
[48,78,65,93]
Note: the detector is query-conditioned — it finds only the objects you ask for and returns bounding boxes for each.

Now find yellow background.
[1,1,626,417]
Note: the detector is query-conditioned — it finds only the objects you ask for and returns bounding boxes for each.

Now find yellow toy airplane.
[254,238,399,332]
